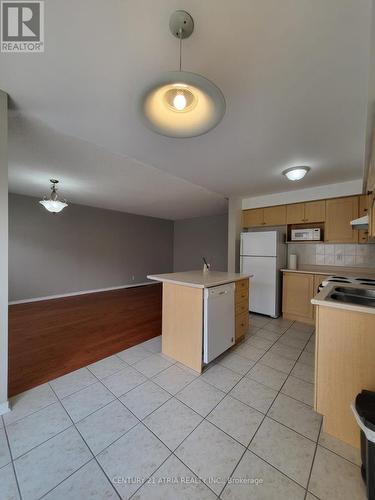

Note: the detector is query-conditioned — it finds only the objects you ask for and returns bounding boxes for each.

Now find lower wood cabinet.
[282,272,315,324]
[235,279,249,342]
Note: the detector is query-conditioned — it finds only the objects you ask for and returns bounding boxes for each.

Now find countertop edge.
[311,297,375,315]
[147,274,252,289]
[281,268,331,276]
[311,282,375,315]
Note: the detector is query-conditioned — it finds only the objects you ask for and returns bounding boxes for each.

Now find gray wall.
[173,213,228,272]
[9,194,174,301]
[0,91,8,409]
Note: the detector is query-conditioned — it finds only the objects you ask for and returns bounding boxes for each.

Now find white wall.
[242,179,363,209]
[0,90,8,413]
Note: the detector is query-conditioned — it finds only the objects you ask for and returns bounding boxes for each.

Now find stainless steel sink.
[326,286,375,308]
[333,287,375,299]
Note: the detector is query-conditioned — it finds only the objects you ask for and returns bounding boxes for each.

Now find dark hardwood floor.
[8,283,162,397]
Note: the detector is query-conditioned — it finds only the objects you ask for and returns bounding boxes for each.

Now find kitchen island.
[147,271,251,373]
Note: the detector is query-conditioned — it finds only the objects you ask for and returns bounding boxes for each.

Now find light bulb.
[173,92,187,110]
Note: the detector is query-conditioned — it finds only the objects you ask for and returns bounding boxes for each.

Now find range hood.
[350,215,369,229]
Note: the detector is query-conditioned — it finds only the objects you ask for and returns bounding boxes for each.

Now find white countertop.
[311,282,375,315]
[147,271,252,289]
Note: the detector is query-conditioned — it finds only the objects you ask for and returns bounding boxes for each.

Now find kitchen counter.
[147,270,252,288]
[311,281,375,315]
[281,265,375,278]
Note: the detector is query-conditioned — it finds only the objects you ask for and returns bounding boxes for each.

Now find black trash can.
[352,390,375,500]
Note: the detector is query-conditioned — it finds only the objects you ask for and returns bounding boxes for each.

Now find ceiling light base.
[169,10,194,39]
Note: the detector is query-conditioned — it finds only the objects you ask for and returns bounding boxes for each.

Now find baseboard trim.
[9,281,155,305]
[0,400,10,415]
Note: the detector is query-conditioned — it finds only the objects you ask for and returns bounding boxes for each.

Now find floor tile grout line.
[3,399,58,428]
[213,320,316,495]
[2,417,23,500]
[46,382,123,500]
[5,321,325,499]
[304,418,323,499]
[194,319,298,497]
[265,413,321,444]
[4,397,76,462]
[316,442,361,468]
[248,448,311,492]
[37,458,106,500]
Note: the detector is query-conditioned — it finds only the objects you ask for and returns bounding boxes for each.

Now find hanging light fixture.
[140,10,226,138]
[39,179,68,213]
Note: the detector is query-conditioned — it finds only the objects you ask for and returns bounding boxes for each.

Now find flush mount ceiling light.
[140,10,226,138]
[39,179,68,213]
[282,166,311,181]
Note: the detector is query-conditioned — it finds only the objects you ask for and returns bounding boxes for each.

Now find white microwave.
[291,228,321,241]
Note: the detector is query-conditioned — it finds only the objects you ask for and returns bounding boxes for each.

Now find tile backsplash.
[287,243,375,268]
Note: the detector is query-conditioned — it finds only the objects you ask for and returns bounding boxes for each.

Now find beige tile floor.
[0,315,366,500]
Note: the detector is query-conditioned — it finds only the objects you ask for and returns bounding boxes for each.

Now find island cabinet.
[235,279,249,342]
[325,196,359,243]
[282,272,315,324]
[286,200,326,224]
[242,205,286,227]
[147,271,251,373]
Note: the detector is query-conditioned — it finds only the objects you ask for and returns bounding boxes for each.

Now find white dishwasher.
[203,282,235,364]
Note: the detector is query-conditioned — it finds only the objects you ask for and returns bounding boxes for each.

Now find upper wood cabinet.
[359,194,369,243]
[369,192,375,239]
[325,196,359,243]
[242,206,286,227]
[286,200,325,224]
[305,200,326,223]
[286,203,305,224]
[263,205,286,226]
[242,208,264,227]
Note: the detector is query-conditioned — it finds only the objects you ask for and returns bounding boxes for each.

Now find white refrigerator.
[240,231,286,318]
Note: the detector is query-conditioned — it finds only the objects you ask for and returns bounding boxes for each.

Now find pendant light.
[140,10,226,138]
[39,179,68,213]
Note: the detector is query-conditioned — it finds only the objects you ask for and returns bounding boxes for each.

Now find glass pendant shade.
[141,71,226,138]
[39,179,68,213]
[39,199,68,213]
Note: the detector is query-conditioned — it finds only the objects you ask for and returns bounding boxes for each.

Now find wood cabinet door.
[242,208,264,227]
[263,205,286,226]
[359,194,369,243]
[325,197,359,243]
[304,200,326,223]
[286,203,305,224]
[369,192,375,239]
[282,272,314,321]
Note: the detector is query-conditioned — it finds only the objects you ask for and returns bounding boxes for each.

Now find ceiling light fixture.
[282,166,311,181]
[39,179,68,213]
[140,10,226,138]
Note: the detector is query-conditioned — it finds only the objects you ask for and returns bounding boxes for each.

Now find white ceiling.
[1,0,374,219]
